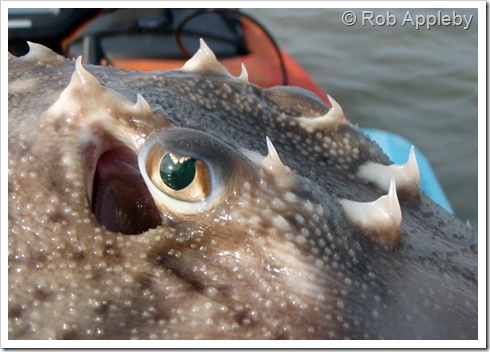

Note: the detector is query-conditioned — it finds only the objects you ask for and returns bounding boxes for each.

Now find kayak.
[8,8,452,212]
[60,9,329,102]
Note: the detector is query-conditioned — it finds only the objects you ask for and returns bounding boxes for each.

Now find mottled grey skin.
[8,46,477,340]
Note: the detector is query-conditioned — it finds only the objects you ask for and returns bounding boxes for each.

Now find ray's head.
[7,40,433,340]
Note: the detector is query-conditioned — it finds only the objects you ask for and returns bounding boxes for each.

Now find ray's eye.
[145,146,210,202]
[138,127,238,215]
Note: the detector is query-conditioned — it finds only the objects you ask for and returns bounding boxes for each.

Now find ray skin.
[8,41,477,339]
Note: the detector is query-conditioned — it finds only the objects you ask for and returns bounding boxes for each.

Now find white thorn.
[325,94,347,123]
[181,39,231,77]
[46,55,107,120]
[339,177,402,249]
[262,136,286,172]
[198,38,213,56]
[24,41,61,61]
[357,146,420,197]
[237,63,249,82]
[381,177,402,226]
[73,56,101,86]
[134,93,152,113]
[296,94,347,130]
[260,137,295,188]
[407,145,420,185]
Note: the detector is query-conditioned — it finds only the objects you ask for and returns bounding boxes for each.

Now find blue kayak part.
[361,128,454,214]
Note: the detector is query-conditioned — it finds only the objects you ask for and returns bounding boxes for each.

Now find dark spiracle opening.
[92,147,161,235]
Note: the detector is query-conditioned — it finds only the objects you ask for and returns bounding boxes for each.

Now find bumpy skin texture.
[8,45,477,340]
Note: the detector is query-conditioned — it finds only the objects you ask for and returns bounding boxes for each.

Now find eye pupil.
[160,153,196,190]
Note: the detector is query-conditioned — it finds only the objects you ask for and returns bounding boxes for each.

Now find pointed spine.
[23,41,62,61]
[297,94,347,130]
[357,145,420,197]
[45,56,106,120]
[259,137,296,189]
[262,137,288,173]
[134,93,152,113]
[72,56,102,87]
[181,39,231,77]
[237,63,249,82]
[339,177,402,250]
[326,94,348,124]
